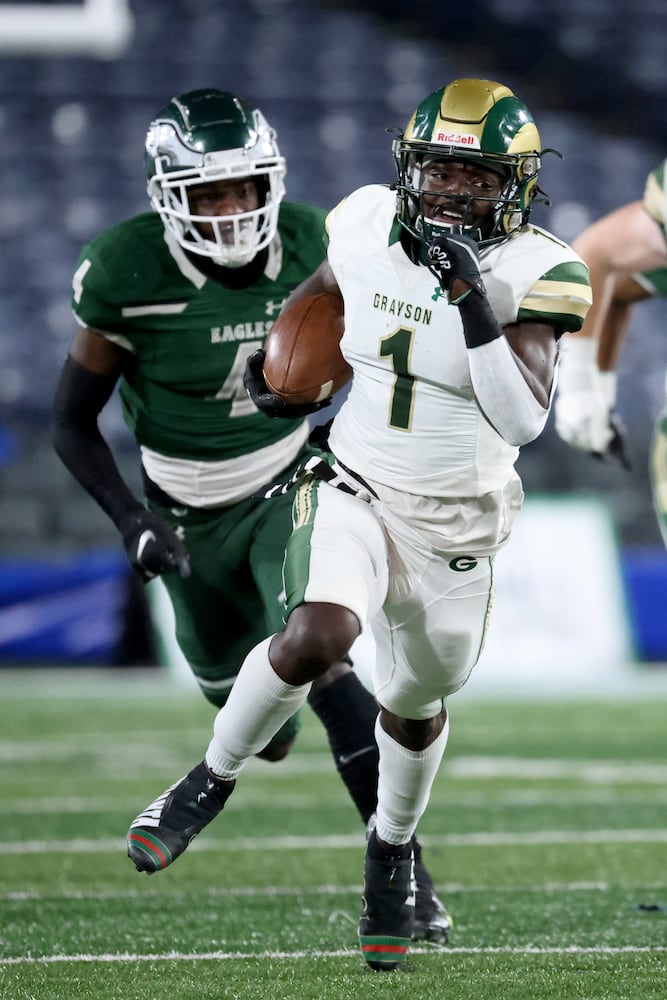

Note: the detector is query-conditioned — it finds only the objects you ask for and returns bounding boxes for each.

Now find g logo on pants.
[449,555,478,572]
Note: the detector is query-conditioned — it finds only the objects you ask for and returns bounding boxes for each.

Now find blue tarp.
[0,549,128,664]
[0,545,666,665]
[620,546,667,663]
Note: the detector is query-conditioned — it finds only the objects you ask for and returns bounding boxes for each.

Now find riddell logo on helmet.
[435,132,480,148]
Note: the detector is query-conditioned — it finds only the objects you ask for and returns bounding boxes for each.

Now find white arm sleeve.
[467,336,551,446]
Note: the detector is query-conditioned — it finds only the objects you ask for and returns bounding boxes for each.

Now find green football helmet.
[393,79,542,250]
[145,88,286,268]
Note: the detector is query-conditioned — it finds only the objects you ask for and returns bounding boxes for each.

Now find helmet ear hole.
[254,175,270,208]
[516,155,540,183]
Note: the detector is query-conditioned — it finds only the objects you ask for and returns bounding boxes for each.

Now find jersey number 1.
[380,327,416,431]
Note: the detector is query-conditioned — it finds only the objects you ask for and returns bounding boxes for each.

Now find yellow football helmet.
[393,79,543,249]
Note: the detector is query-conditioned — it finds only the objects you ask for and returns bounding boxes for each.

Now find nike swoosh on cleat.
[338,745,376,766]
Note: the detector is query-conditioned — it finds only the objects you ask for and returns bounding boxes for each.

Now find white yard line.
[2,744,667,783]
[3,828,667,855]
[1,945,666,966]
[0,790,321,813]
[447,757,667,783]
[5,785,667,815]
[2,880,666,902]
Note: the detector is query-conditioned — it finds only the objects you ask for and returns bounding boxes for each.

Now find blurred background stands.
[0,0,665,663]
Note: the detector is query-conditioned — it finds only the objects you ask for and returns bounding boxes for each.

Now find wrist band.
[449,288,472,306]
[457,291,502,347]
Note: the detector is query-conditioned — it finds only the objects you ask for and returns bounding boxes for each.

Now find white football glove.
[555,336,631,468]
[555,336,615,451]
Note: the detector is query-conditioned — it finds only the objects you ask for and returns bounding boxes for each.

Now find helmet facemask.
[391,80,543,253]
[145,92,286,268]
[394,141,540,251]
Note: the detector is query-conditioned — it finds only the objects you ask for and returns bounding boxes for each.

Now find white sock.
[374,713,450,845]
[205,636,311,779]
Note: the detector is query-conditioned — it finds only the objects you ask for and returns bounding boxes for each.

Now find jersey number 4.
[212,341,261,417]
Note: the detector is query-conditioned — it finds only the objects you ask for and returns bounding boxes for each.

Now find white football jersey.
[326,184,590,498]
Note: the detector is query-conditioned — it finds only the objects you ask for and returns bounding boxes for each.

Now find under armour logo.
[265,298,288,317]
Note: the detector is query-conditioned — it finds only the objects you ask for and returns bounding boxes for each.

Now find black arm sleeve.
[51,356,144,528]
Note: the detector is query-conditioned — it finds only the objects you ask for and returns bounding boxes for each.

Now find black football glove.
[243,349,332,419]
[592,412,632,471]
[426,232,486,300]
[118,509,191,583]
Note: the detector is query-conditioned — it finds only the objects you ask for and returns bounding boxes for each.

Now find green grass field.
[1,669,666,999]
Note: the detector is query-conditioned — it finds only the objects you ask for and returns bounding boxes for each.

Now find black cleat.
[127,761,234,873]
[412,836,452,944]
[358,827,415,971]
[366,814,452,945]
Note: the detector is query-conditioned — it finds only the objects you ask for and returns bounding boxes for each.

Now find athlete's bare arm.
[283,260,341,308]
[68,325,128,378]
[568,201,667,368]
[503,321,558,407]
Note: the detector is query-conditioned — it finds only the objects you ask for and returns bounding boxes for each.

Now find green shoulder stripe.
[517,260,592,335]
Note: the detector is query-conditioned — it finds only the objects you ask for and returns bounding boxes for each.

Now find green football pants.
[148,477,301,746]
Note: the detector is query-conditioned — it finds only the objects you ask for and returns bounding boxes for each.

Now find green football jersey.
[71,202,327,461]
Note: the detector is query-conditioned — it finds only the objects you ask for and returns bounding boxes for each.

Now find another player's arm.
[52,327,190,581]
[556,201,667,465]
[567,201,667,364]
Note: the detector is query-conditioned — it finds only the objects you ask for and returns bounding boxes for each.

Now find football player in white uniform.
[555,159,667,543]
[127,79,592,971]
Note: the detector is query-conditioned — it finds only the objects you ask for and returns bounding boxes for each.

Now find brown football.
[263,292,352,405]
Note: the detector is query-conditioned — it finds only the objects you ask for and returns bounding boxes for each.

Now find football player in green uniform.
[51,88,449,943]
[125,79,592,970]
[555,159,667,543]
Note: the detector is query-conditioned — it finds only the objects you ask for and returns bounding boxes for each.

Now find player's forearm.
[571,200,666,360]
[596,295,633,370]
[564,250,614,354]
[282,260,341,312]
[457,294,550,446]
[52,357,143,527]
[562,270,631,372]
